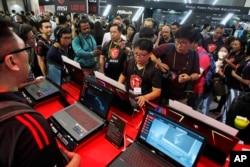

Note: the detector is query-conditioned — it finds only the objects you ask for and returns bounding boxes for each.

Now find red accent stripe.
[24,114,50,146]
[15,115,44,149]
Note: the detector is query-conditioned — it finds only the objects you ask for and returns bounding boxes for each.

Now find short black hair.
[54,27,71,42]
[133,39,153,53]
[215,24,225,30]
[109,23,123,32]
[203,23,210,29]
[38,19,51,29]
[175,25,198,43]
[58,15,67,25]
[171,22,180,27]
[13,23,32,42]
[139,27,154,39]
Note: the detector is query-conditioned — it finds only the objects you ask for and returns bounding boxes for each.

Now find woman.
[126,25,136,43]
[209,46,230,120]
[220,38,247,121]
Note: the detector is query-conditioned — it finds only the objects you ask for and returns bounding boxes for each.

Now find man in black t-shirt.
[0,19,80,167]
[36,19,53,76]
[100,23,131,80]
[118,39,162,107]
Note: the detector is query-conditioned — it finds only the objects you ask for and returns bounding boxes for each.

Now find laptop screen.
[62,55,84,85]
[79,78,114,119]
[94,71,134,115]
[138,109,206,167]
[47,60,63,87]
[24,61,62,100]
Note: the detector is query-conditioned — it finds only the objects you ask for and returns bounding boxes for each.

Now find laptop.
[109,107,207,167]
[48,77,114,150]
[61,55,84,85]
[167,100,239,165]
[94,71,135,115]
[22,60,63,103]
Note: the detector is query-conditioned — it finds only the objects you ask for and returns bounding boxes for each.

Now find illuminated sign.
[55,0,87,13]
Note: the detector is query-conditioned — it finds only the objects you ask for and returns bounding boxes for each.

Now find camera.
[184,80,195,93]
[162,70,172,79]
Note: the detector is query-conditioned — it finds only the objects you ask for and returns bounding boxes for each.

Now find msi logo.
[58,0,65,5]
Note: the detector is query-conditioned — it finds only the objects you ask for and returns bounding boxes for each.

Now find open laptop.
[109,107,207,167]
[94,71,135,115]
[48,77,114,150]
[22,60,63,103]
[167,100,239,165]
[62,55,84,85]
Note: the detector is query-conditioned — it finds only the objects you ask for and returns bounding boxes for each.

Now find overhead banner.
[55,0,87,13]
[88,0,99,14]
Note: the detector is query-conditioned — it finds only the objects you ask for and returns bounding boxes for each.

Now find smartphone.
[60,149,70,165]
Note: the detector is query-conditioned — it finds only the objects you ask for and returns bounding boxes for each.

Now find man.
[171,22,180,39]
[36,19,53,76]
[200,23,210,39]
[72,19,101,75]
[154,25,174,47]
[101,16,126,47]
[203,24,225,56]
[0,18,80,167]
[187,30,211,110]
[100,16,108,31]
[47,27,72,66]
[151,25,200,104]
[118,39,162,107]
[132,18,157,45]
[99,24,131,80]
[43,11,57,41]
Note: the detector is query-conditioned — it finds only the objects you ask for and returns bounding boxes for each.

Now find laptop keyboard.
[120,146,172,167]
[65,105,100,131]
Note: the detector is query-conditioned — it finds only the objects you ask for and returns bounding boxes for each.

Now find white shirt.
[50,20,57,41]
[101,32,126,47]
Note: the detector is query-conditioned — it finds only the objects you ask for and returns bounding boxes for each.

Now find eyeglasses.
[61,37,72,40]
[175,40,189,47]
[134,52,149,57]
[0,46,32,63]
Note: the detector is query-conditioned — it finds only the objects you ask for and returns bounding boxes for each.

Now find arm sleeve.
[14,113,64,167]
[72,36,93,58]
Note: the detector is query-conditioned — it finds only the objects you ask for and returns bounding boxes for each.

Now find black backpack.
[226,92,250,144]
[0,101,37,122]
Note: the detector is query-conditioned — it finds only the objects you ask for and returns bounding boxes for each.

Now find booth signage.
[88,0,99,14]
[55,0,87,13]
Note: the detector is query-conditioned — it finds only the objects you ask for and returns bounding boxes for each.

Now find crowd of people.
[1,9,250,166]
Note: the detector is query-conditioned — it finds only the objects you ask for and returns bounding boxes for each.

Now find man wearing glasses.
[47,27,72,67]
[118,39,162,108]
[151,25,200,105]
[0,19,80,167]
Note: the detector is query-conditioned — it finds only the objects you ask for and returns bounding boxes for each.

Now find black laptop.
[62,55,84,85]
[94,71,135,115]
[22,60,63,103]
[48,77,114,150]
[108,107,207,167]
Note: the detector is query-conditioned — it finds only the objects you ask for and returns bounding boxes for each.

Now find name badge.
[133,87,142,95]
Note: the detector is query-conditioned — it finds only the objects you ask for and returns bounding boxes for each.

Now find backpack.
[226,92,250,144]
[0,101,37,122]
[199,51,216,87]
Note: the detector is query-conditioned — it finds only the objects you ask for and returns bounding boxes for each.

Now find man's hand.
[93,50,102,56]
[65,150,81,167]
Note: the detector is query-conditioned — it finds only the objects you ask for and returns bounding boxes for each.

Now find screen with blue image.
[47,61,62,87]
[138,110,206,167]
[79,78,114,119]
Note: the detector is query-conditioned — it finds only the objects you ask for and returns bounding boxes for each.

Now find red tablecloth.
[33,82,250,167]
